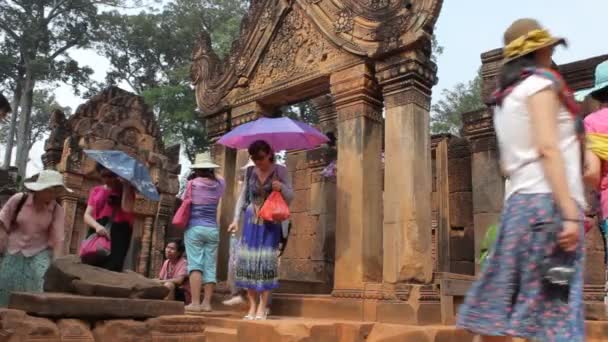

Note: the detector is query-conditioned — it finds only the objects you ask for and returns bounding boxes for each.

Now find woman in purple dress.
[229,140,293,320]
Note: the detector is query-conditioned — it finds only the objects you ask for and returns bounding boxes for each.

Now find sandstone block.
[293,170,310,191]
[367,324,430,342]
[449,234,474,262]
[9,292,184,319]
[448,192,473,228]
[58,319,94,342]
[447,157,472,193]
[93,320,149,342]
[0,309,60,342]
[290,190,310,213]
[44,255,169,299]
[147,315,206,342]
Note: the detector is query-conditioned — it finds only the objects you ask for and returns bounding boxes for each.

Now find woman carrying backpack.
[0,170,70,306]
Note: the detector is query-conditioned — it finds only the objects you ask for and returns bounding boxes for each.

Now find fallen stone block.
[44,255,168,299]
[9,292,183,319]
[0,308,60,341]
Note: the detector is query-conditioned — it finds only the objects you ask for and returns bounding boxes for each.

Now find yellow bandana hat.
[502,19,566,63]
[587,133,608,161]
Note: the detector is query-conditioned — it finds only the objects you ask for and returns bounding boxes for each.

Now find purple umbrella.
[217,117,329,151]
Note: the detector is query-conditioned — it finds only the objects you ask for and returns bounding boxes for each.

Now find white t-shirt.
[493,75,586,207]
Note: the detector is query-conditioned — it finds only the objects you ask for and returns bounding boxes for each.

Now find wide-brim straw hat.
[24,170,73,192]
[502,18,567,63]
[190,152,220,169]
[575,60,608,101]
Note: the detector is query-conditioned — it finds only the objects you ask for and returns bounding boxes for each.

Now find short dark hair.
[248,140,274,162]
[498,53,537,94]
[193,168,217,181]
[592,88,608,103]
[167,239,185,255]
[0,93,11,113]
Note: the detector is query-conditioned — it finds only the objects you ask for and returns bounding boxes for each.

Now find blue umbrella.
[84,150,160,201]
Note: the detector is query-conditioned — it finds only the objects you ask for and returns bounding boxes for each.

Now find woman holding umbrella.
[83,163,135,272]
[229,140,294,320]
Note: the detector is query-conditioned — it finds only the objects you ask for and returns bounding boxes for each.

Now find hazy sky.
[6,0,608,176]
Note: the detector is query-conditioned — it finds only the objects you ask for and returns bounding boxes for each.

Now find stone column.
[60,172,84,255]
[330,63,384,295]
[462,108,504,273]
[59,194,79,256]
[376,54,437,284]
[137,216,154,275]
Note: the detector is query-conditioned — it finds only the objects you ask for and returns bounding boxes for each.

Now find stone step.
[204,326,237,342]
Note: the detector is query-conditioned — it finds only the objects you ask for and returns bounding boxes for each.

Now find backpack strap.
[10,193,29,231]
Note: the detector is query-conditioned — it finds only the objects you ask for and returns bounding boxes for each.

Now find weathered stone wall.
[280,148,335,293]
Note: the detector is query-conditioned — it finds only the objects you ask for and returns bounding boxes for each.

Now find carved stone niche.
[42,86,181,276]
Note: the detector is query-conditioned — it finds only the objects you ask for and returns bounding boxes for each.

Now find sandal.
[243,314,255,320]
[255,312,268,321]
[185,304,202,312]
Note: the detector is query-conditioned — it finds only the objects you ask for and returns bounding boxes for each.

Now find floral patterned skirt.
[0,250,52,307]
[235,207,281,292]
[457,193,584,341]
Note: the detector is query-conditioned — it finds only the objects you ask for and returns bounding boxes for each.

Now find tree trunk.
[15,69,35,178]
[3,75,24,169]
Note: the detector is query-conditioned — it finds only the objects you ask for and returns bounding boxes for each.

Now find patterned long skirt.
[235,207,281,292]
[0,250,52,307]
[457,193,584,341]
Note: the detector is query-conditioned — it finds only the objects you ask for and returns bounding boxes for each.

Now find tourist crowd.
[4,13,608,340]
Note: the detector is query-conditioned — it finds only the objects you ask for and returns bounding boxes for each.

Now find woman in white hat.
[0,170,70,306]
[183,152,226,312]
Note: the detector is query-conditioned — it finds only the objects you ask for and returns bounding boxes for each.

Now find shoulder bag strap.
[9,193,29,232]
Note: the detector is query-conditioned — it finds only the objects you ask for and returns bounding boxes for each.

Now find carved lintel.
[376,55,437,110]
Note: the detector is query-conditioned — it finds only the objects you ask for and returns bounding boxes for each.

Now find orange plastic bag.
[259,191,291,222]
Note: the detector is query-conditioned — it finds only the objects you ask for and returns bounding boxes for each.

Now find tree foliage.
[430,71,484,136]
[94,0,248,162]
[0,89,71,155]
[0,0,141,175]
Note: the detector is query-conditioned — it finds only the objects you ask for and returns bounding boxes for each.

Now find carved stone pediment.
[43,86,181,195]
[190,0,443,116]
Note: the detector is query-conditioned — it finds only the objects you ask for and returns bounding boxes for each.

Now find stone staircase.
[188,308,608,342]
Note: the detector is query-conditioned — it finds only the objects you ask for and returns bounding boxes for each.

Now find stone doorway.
[191,0,446,323]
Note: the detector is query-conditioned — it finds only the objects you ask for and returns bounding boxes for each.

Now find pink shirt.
[158,257,188,280]
[584,108,608,217]
[158,257,190,297]
[0,193,65,257]
[87,186,134,225]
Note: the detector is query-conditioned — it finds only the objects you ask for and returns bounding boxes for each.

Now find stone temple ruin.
[41,86,182,276]
[2,0,608,340]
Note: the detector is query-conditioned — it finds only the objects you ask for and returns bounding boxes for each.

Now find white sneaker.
[223,296,245,306]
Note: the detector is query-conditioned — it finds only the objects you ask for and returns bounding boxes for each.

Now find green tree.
[430,71,484,136]
[94,0,247,162]
[281,102,319,125]
[0,89,71,162]
[0,0,138,176]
